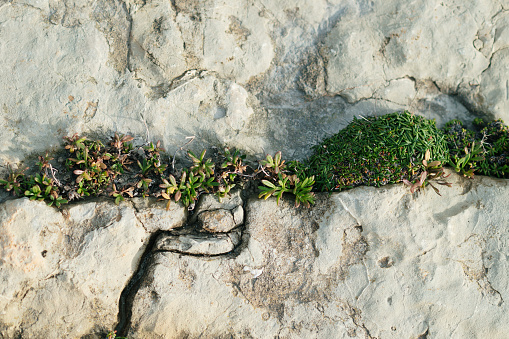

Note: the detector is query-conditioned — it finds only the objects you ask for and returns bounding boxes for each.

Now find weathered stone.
[2,1,509,337]
[0,198,148,338]
[132,197,187,232]
[3,0,506,166]
[194,189,243,212]
[198,209,236,233]
[154,230,241,255]
[232,205,244,226]
[128,173,509,338]
[321,1,493,104]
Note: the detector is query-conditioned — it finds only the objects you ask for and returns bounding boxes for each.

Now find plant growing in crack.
[0,165,28,196]
[5,111,509,210]
[106,330,127,339]
[258,152,316,206]
[403,149,451,195]
[450,141,485,178]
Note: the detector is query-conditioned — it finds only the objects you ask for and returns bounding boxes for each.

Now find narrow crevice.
[152,247,237,258]
[114,229,162,337]
[114,194,248,336]
[121,0,134,73]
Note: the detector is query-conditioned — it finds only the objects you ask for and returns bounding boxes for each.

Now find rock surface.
[154,230,241,256]
[128,173,509,338]
[1,0,508,166]
[1,174,509,337]
[2,0,509,338]
[0,197,184,338]
[198,209,237,233]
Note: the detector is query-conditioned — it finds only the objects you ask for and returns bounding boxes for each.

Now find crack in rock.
[154,230,242,256]
[114,191,245,335]
[456,235,504,306]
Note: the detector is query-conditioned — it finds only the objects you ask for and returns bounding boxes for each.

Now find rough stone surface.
[0,197,185,338]
[128,173,509,338]
[1,174,509,337]
[232,205,244,226]
[154,230,241,256]
[198,209,237,233]
[132,197,187,232]
[194,189,243,213]
[2,0,509,337]
[2,0,509,166]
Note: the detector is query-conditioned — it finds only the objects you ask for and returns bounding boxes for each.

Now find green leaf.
[261,180,276,188]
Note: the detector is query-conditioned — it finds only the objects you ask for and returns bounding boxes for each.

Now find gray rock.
[232,205,244,226]
[189,190,244,226]
[194,189,243,212]
[3,0,506,167]
[132,197,187,232]
[2,1,509,337]
[0,198,149,338]
[154,230,241,255]
[198,209,237,233]
[128,173,509,338]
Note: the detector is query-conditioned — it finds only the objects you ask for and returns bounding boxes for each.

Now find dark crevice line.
[114,195,248,336]
[114,229,162,336]
[152,247,236,258]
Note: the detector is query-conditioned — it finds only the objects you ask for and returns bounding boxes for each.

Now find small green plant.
[4,111,509,210]
[106,330,127,339]
[441,118,509,178]
[259,173,291,204]
[295,111,450,192]
[36,152,54,172]
[137,158,152,176]
[189,150,214,177]
[258,152,316,206]
[110,184,134,205]
[290,175,316,208]
[0,165,27,196]
[403,150,451,196]
[259,151,285,174]
[450,142,485,178]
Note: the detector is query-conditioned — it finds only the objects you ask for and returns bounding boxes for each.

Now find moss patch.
[290,111,450,192]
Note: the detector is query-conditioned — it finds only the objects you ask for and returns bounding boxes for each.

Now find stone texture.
[1,175,509,337]
[3,0,508,166]
[198,209,237,233]
[154,230,241,256]
[132,197,187,232]
[2,1,509,337]
[194,188,243,212]
[128,173,509,338]
[0,197,186,338]
[232,205,244,226]
[321,1,493,103]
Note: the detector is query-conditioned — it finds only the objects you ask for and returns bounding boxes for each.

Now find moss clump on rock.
[289,111,450,192]
[443,118,509,178]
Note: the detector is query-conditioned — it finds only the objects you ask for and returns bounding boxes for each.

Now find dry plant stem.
[47,164,61,187]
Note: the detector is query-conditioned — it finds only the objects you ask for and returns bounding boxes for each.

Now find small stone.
[232,205,244,226]
[195,190,243,212]
[132,198,187,232]
[154,230,241,255]
[199,209,236,233]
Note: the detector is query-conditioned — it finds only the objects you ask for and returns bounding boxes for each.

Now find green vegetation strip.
[1,111,509,208]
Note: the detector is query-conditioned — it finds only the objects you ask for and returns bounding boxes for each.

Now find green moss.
[289,111,449,192]
[443,119,509,178]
